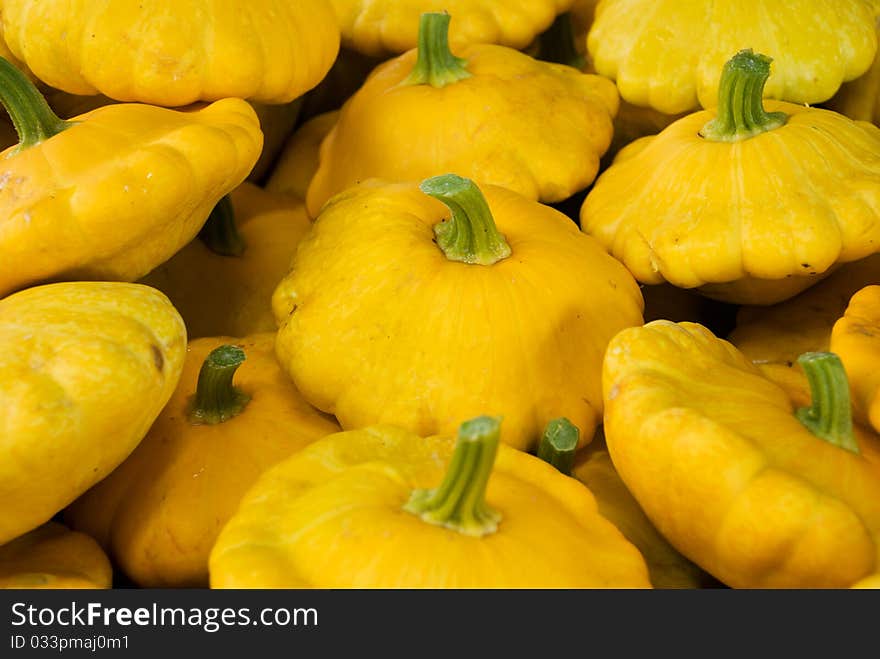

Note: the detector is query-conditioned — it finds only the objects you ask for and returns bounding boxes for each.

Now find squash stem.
[795,352,859,454]
[404,415,503,537]
[537,13,586,70]
[199,195,246,257]
[537,417,579,476]
[0,56,71,150]
[402,12,471,88]
[700,49,787,142]
[420,174,511,265]
[188,345,251,425]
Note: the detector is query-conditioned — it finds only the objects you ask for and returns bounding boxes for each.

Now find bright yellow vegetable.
[66,334,340,588]
[603,321,880,588]
[0,281,186,546]
[0,0,340,106]
[0,58,263,299]
[209,416,652,588]
[265,111,339,202]
[139,183,312,339]
[0,522,112,589]
[826,22,880,125]
[273,174,643,452]
[588,0,878,114]
[306,12,618,215]
[581,50,880,305]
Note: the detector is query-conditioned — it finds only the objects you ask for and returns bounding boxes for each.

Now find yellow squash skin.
[328,0,576,56]
[581,103,880,305]
[827,23,880,125]
[273,179,644,452]
[0,282,186,546]
[588,0,878,114]
[139,183,313,339]
[0,97,263,299]
[0,522,112,589]
[209,424,651,588]
[265,111,339,202]
[603,320,880,588]
[0,0,340,106]
[830,286,880,434]
[65,333,341,588]
[306,32,618,215]
[729,254,880,406]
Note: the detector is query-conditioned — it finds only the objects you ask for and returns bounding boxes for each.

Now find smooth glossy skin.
[588,0,878,114]
[0,98,263,299]
[0,282,187,546]
[265,111,338,202]
[274,180,644,452]
[603,320,880,588]
[0,0,340,105]
[0,522,112,589]
[209,425,652,588]
[65,333,341,588]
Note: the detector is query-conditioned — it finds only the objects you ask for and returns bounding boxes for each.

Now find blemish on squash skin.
[151,344,164,372]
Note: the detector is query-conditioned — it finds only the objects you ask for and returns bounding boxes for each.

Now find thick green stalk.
[188,345,251,425]
[537,417,579,476]
[402,12,471,88]
[795,352,859,454]
[199,195,246,257]
[0,56,71,150]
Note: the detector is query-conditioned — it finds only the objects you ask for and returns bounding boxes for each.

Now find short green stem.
[537,417,579,476]
[402,12,471,88]
[420,174,512,265]
[404,415,503,537]
[199,195,246,257]
[700,49,787,142]
[795,352,859,454]
[537,13,586,71]
[0,56,71,150]
[188,345,251,425]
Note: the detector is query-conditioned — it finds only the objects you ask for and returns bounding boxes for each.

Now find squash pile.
[1,1,879,590]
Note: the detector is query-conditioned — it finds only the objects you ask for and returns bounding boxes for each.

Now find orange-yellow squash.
[265,111,339,202]
[209,416,652,588]
[0,0,340,106]
[603,320,880,588]
[65,334,340,588]
[0,282,186,546]
[0,522,112,589]
[827,21,880,125]
[306,12,618,215]
[273,174,644,452]
[581,50,880,306]
[140,183,313,339]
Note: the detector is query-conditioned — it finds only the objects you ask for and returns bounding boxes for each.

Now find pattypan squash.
[140,183,313,339]
[209,416,651,588]
[306,12,618,216]
[328,0,575,57]
[0,0,340,107]
[828,22,880,125]
[603,320,880,588]
[581,50,880,306]
[273,174,643,452]
[587,0,878,114]
[265,111,339,202]
[0,281,186,546]
[66,334,340,588]
[0,58,262,299]
[0,522,112,590]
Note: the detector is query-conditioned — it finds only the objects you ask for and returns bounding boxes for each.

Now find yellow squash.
[265,111,339,202]
[826,22,880,125]
[588,0,878,114]
[328,0,575,56]
[0,58,263,299]
[581,50,880,306]
[0,522,112,589]
[273,174,643,452]
[0,0,340,106]
[306,12,618,216]
[65,334,340,588]
[140,183,313,339]
[0,281,186,546]
[209,416,651,588]
[603,320,880,588]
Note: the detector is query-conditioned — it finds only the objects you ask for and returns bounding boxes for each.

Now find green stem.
[795,352,859,454]
[537,417,579,476]
[404,416,503,537]
[537,13,586,71]
[700,49,788,142]
[420,174,512,265]
[402,12,471,88]
[188,345,251,425]
[198,195,246,257]
[0,57,71,150]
